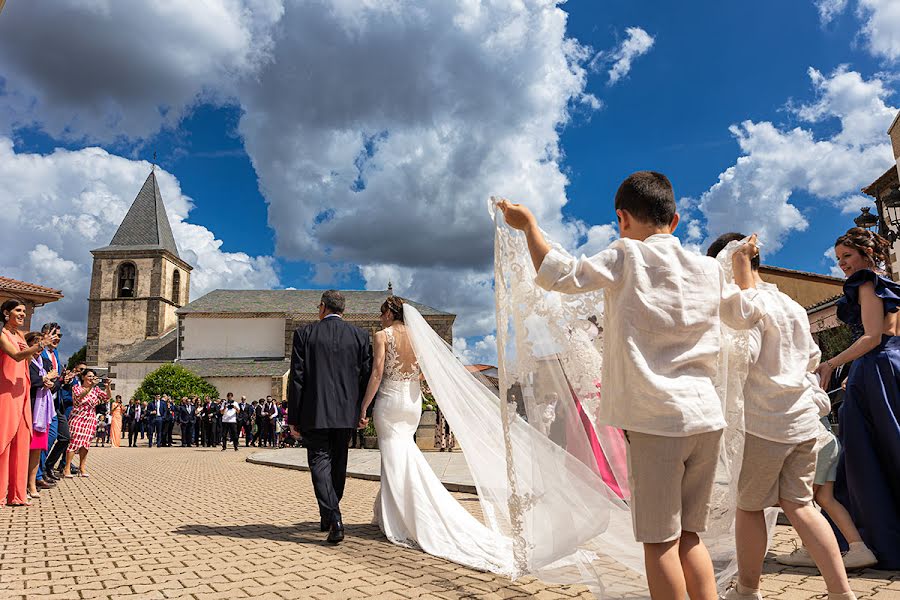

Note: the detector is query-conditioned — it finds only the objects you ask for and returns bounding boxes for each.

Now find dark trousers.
[46,412,70,472]
[304,428,352,524]
[163,420,174,446]
[147,418,163,447]
[221,422,239,450]
[181,423,194,446]
[349,428,364,448]
[241,422,252,446]
[128,421,141,447]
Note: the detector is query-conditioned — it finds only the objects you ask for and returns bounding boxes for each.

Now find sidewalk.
[247,448,477,492]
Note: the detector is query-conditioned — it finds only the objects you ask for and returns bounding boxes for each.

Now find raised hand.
[497,199,536,232]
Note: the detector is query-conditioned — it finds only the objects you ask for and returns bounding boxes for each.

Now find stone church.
[89,170,455,401]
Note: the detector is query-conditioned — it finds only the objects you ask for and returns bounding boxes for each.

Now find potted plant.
[362,420,378,449]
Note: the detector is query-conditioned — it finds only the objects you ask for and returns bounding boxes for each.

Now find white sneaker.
[842,544,877,570]
[774,545,817,567]
[722,585,763,600]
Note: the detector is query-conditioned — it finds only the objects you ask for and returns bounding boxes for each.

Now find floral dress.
[68,384,109,451]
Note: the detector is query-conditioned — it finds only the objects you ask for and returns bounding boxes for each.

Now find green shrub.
[133,364,218,403]
[67,345,86,370]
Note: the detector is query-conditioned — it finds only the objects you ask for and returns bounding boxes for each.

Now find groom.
[288,290,372,543]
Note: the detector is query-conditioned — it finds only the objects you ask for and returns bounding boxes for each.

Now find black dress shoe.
[327,521,344,544]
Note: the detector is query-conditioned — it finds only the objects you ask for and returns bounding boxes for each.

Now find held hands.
[815,360,835,390]
[497,199,536,232]
[358,414,369,429]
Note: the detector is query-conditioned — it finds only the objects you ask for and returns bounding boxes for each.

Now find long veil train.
[402,207,755,598]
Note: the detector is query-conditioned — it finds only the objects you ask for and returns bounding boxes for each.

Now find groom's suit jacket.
[288,315,372,431]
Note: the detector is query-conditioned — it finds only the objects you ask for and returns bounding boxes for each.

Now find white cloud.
[858,0,900,61]
[692,66,897,255]
[815,0,849,24]
[823,246,845,277]
[836,194,875,215]
[600,27,655,86]
[0,0,283,141]
[453,334,498,366]
[0,1,607,352]
[0,139,279,355]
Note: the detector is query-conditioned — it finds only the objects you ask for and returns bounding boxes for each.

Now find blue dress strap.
[843,269,900,315]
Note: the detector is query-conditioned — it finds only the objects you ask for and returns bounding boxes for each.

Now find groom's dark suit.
[288,313,372,530]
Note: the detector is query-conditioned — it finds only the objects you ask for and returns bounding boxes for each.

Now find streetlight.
[879,187,900,243]
[854,206,879,230]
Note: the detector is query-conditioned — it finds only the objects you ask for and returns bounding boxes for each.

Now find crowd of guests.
[120,394,289,451]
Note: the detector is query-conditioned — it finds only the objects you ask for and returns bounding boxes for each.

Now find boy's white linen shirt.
[744,283,828,444]
[535,233,766,437]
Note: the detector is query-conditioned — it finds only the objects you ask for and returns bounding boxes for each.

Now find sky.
[1,0,898,362]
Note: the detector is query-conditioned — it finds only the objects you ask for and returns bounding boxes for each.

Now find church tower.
[85,170,192,367]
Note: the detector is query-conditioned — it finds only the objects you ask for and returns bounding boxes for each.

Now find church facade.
[91,171,455,401]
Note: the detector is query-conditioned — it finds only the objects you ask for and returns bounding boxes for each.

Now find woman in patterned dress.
[0,300,46,506]
[62,369,110,478]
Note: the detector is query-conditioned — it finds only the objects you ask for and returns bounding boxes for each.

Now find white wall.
[181,317,285,359]
[111,361,168,401]
[204,376,274,402]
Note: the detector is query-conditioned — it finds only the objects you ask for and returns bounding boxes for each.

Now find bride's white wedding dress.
[372,325,514,575]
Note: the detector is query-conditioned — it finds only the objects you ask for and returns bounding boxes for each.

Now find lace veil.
[402,213,762,598]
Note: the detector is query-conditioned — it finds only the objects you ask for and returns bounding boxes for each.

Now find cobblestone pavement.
[0,446,897,600]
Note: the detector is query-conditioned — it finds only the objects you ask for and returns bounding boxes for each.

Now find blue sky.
[1,0,898,361]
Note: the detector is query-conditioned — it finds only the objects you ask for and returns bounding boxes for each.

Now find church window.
[117,262,137,298]
[172,270,181,305]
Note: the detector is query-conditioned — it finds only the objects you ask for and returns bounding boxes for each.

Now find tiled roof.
[93,171,181,257]
[109,329,178,363]
[177,289,452,317]
[179,358,291,378]
[806,294,844,313]
[0,276,64,300]
[759,265,844,283]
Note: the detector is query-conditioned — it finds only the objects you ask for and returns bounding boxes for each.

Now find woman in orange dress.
[0,300,46,506]
[109,397,123,448]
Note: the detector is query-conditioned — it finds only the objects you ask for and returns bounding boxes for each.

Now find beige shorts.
[625,429,723,543]
[737,434,817,511]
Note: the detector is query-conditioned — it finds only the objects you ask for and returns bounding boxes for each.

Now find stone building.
[0,276,63,330]
[861,109,900,279]
[86,170,191,367]
[97,170,455,401]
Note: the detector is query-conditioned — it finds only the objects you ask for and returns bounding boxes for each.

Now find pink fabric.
[29,429,48,451]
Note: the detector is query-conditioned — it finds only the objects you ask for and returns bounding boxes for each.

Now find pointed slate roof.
[95,171,180,257]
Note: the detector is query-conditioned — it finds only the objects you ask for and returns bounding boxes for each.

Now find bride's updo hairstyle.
[835,227,891,269]
[381,296,405,323]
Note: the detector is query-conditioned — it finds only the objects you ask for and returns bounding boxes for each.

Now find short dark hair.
[41,322,59,333]
[707,232,760,270]
[320,290,345,314]
[614,171,676,227]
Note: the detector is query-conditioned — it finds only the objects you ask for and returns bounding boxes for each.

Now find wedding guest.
[109,395,124,448]
[237,396,251,446]
[27,331,56,498]
[162,396,175,447]
[499,172,764,600]
[126,400,142,447]
[815,228,900,569]
[146,395,165,448]
[220,398,239,451]
[707,233,857,600]
[94,413,109,448]
[139,401,149,441]
[179,397,196,447]
[36,323,63,485]
[0,300,45,506]
[246,400,259,446]
[63,370,110,477]
[47,362,80,476]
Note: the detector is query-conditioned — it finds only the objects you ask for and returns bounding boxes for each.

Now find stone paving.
[0,446,897,600]
[249,448,476,492]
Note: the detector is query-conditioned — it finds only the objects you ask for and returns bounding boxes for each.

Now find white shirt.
[744,282,831,443]
[536,234,766,436]
[221,405,238,423]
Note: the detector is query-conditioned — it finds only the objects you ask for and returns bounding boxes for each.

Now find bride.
[358,296,515,575]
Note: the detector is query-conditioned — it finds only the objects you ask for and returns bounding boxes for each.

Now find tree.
[66,345,86,370]
[133,364,218,403]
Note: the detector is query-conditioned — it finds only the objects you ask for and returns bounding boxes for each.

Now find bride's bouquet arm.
[359,330,387,428]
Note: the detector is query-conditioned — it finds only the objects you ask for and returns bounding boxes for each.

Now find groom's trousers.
[304,428,352,524]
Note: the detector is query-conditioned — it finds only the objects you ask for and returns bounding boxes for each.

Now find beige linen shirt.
[744,282,830,444]
[535,234,765,437]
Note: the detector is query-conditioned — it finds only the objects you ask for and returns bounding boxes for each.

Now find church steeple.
[97,170,181,257]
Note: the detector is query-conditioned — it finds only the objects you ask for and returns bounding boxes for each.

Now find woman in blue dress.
[816,227,900,569]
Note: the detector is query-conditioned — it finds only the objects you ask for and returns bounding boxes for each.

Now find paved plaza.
[0,446,897,600]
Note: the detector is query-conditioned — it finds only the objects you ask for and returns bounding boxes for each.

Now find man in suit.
[38,323,68,485]
[288,290,372,544]
[147,395,165,447]
[179,398,196,447]
[126,400,142,447]
[162,397,175,447]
